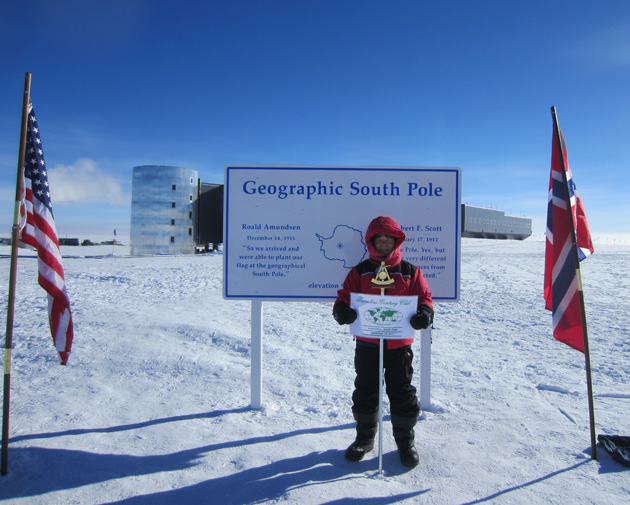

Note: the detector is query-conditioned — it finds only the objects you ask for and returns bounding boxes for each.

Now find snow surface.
[0,239,628,504]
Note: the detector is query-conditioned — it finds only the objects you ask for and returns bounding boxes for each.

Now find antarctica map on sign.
[315,224,367,269]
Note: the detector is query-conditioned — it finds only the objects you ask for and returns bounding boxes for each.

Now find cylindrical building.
[130,165,198,255]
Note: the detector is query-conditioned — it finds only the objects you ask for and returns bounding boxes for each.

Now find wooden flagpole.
[551,106,597,460]
[2,72,32,476]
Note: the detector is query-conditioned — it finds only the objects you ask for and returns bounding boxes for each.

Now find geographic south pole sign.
[224,166,461,301]
[223,165,461,411]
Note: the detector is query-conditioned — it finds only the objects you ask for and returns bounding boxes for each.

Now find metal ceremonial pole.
[377,289,385,474]
[372,261,394,475]
[2,72,31,476]
[551,106,597,460]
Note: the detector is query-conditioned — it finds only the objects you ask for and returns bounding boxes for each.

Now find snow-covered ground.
[0,238,628,504]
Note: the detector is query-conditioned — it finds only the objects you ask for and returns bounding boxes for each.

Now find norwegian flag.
[19,104,74,365]
[544,111,594,352]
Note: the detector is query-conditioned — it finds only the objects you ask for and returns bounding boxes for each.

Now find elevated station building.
[461,205,531,240]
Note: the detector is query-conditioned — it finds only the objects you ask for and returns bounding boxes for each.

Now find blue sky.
[1,0,629,241]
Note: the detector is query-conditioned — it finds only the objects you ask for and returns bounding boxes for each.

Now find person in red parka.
[333,216,433,467]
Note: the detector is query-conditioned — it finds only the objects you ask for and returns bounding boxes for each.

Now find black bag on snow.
[598,435,630,467]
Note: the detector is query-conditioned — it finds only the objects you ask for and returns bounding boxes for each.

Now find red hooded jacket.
[335,216,433,349]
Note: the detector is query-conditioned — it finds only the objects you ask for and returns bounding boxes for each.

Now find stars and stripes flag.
[544,110,594,352]
[18,104,74,365]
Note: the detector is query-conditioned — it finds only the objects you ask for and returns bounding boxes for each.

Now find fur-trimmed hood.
[365,216,406,266]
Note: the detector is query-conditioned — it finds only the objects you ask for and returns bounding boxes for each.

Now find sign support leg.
[251,300,263,410]
[419,328,432,410]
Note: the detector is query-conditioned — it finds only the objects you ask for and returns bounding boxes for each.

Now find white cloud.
[48,158,128,205]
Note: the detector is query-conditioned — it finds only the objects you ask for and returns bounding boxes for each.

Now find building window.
[170,236,175,244]
[190,177,194,184]
[189,211,193,219]
[171,219,175,226]
[171,202,176,208]
[172,184,176,190]
[188,228,192,236]
[189,194,193,202]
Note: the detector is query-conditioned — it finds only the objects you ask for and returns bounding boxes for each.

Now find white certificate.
[349,293,418,340]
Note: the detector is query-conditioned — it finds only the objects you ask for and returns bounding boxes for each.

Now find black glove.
[333,302,357,325]
[410,304,433,330]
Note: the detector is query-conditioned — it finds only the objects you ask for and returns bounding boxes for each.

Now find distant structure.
[130,165,198,255]
[58,238,80,246]
[461,205,531,240]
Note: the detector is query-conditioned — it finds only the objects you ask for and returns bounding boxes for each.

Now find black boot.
[345,411,378,461]
[391,414,419,467]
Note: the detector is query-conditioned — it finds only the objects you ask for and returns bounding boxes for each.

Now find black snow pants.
[351,341,420,419]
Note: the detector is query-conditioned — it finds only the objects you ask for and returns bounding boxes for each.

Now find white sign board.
[223,166,461,301]
[350,293,418,340]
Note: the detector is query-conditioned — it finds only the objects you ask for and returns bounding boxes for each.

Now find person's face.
[373,234,396,257]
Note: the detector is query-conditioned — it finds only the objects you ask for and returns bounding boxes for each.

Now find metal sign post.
[251,300,263,410]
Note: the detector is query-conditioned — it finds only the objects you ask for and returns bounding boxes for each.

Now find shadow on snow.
[3,408,620,504]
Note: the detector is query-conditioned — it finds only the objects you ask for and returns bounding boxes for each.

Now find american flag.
[544,113,594,352]
[19,104,74,365]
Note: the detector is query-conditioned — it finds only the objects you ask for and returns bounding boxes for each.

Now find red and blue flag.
[544,112,594,352]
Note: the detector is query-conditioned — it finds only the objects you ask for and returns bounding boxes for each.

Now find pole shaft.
[2,72,31,476]
[378,335,384,474]
[551,106,597,460]
[377,287,385,475]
